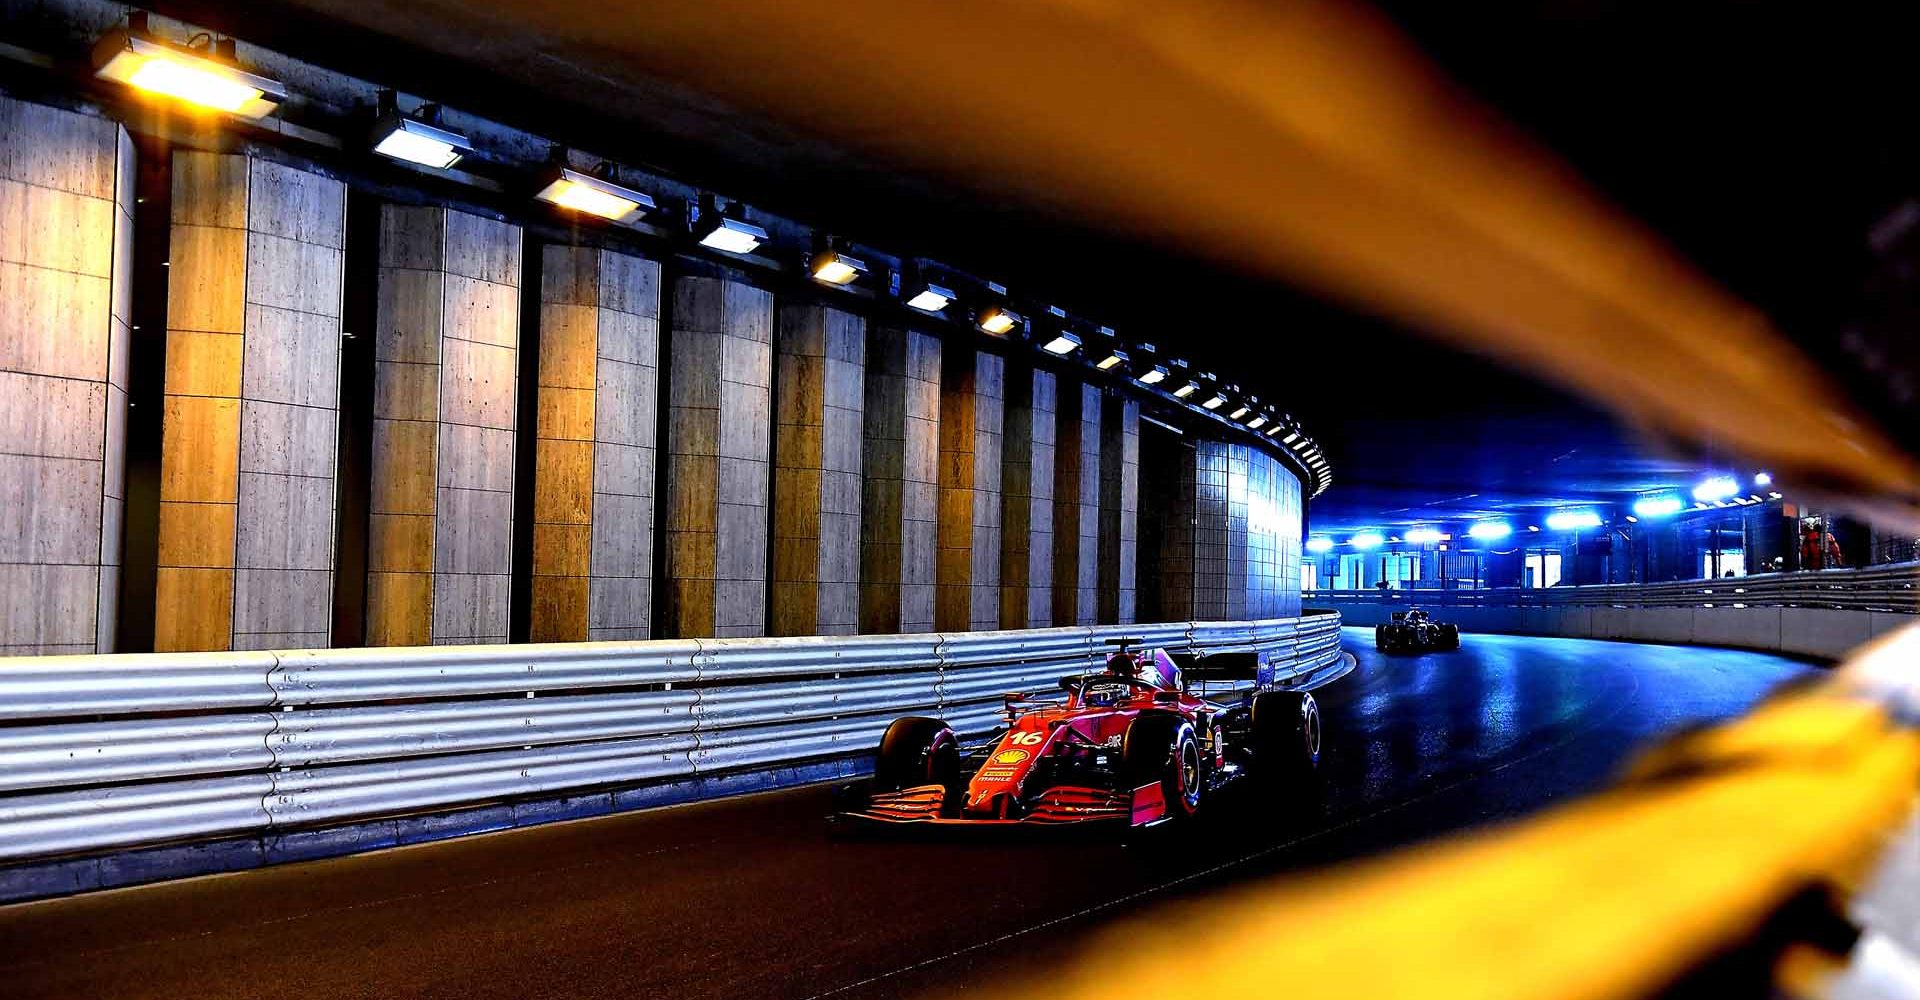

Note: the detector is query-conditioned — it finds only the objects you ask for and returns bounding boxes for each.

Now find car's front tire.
[873,716,959,792]
[1252,690,1322,780]
[1123,711,1203,819]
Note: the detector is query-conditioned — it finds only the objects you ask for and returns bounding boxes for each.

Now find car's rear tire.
[872,717,959,792]
[1440,624,1461,650]
[1123,711,1203,818]
[1252,690,1322,780]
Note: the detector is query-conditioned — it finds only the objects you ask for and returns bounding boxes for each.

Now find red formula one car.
[833,638,1323,829]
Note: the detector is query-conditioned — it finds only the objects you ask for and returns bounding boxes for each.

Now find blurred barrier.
[1310,566,1920,659]
[986,626,1920,1000]
[1312,562,1920,613]
[0,613,1343,868]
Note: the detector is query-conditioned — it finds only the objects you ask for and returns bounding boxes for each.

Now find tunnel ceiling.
[142,0,1916,531]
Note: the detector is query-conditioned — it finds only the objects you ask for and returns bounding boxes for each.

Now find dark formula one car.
[833,638,1323,829]
[1374,608,1460,652]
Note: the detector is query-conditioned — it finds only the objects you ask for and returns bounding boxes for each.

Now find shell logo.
[991,749,1030,765]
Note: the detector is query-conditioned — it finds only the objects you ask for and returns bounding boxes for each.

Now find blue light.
[1350,531,1384,550]
[1403,527,1442,545]
[1631,495,1684,518]
[1467,521,1513,540]
[1305,537,1334,554]
[1692,475,1740,502]
[1753,471,1772,486]
[1545,510,1602,531]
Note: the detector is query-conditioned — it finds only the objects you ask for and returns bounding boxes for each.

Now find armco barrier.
[0,614,1343,880]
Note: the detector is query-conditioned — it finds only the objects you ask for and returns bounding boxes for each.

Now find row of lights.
[88,16,1329,494]
[1307,472,1787,552]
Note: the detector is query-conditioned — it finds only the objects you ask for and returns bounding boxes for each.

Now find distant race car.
[832,637,1323,829]
[1374,608,1461,652]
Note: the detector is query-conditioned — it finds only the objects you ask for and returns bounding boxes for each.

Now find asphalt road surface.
[0,629,1815,1000]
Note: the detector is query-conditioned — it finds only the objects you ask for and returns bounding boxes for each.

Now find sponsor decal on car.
[991,748,1031,765]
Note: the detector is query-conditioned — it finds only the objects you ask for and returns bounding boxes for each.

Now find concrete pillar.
[662,274,772,638]
[154,152,345,652]
[366,206,521,646]
[529,245,660,642]
[0,98,132,654]
[1051,382,1101,625]
[998,365,1055,630]
[859,326,940,634]
[771,304,864,636]
[936,348,1003,632]
[1154,439,1200,621]
[1098,395,1140,624]
[1192,438,1231,619]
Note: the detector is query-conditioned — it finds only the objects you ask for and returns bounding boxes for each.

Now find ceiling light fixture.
[536,168,655,223]
[93,17,285,118]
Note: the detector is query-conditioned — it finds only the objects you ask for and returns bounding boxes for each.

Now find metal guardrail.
[1308,561,1920,613]
[0,614,1343,865]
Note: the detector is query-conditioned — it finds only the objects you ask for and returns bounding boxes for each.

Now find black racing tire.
[1252,690,1322,780]
[1440,624,1461,650]
[1122,711,1203,818]
[872,716,960,792]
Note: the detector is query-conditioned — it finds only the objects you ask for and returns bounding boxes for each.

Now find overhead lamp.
[1173,381,1200,399]
[810,249,867,286]
[536,168,656,224]
[1138,365,1169,385]
[1768,491,1783,500]
[1545,510,1602,531]
[371,104,469,170]
[1305,537,1334,554]
[1247,415,1267,429]
[93,19,285,118]
[977,306,1023,337]
[1625,515,1639,523]
[906,283,955,313]
[1467,521,1513,540]
[1753,471,1773,486]
[1631,495,1684,518]
[1201,393,1227,410]
[1350,532,1384,550]
[1263,424,1284,437]
[1095,348,1129,370]
[1528,525,1541,532]
[1692,475,1740,502]
[696,213,769,255]
[1228,405,1251,420]
[1281,432,1301,445]
[1289,439,1310,452]
[1041,330,1082,355]
[1404,527,1442,545]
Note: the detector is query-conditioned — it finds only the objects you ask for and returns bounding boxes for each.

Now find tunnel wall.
[1324,601,1903,661]
[0,84,1312,653]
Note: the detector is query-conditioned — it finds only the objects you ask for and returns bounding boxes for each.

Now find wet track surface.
[0,630,1815,1000]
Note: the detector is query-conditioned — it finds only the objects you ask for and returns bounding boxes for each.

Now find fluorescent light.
[811,250,867,286]
[1768,491,1783,500]
[1173,381,1199,399]
[1041,331,1081,355]
[93,31,284,118]
[1545,510,1602,531]
[1247,415,1266,429]
[1305,537,1334,554]
[1631,495,1684,518]
[1404,527,1442,545]
[535,168,655,223]
[1350,532,1384,550]
[1138,365,1168,385]
[1467,521,1513,540]
[977,306,1021,336]
[698,216,768,255]
[1228,405,1251,420]
[1096,349,1128,370]
[1281,432,1301,445]
[1201,393,1226,410]
[1625,515,1638,523]
[906,284,954,312]
[1263,424,1283,437]
[1692,475,1740,502]
[1753,471,1773,486]
[372,115,469,170]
